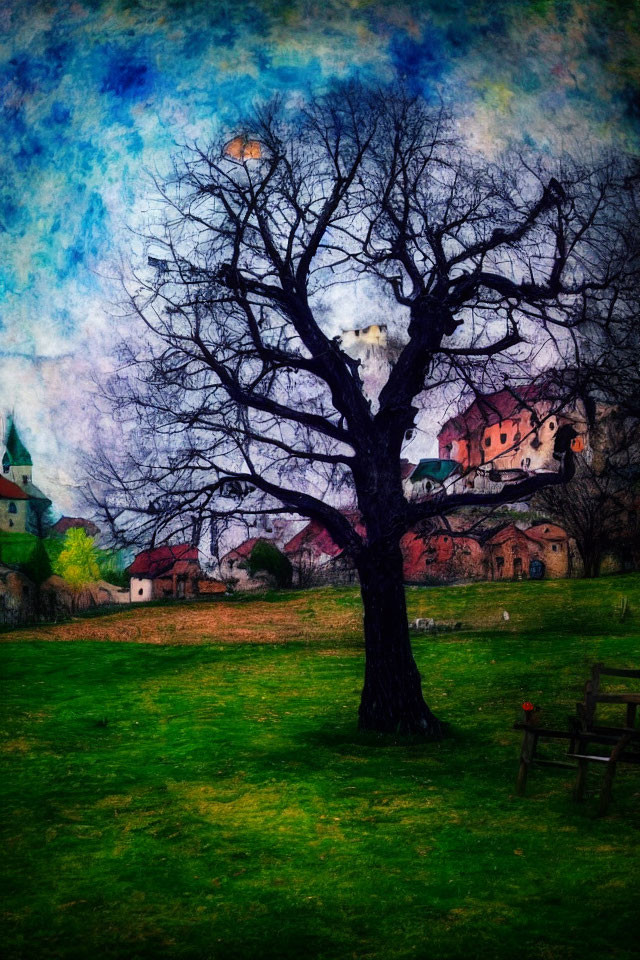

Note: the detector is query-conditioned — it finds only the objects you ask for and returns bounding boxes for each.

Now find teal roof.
[3,420,32,467]
[410,459,459,484]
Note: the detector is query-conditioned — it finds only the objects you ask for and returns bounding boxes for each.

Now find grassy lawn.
[1,575,639,960]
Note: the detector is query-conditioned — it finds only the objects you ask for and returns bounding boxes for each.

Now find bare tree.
[534,415,640,577]
[93,83,637,736]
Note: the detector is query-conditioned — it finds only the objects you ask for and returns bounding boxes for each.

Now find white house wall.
[130,577,153,602]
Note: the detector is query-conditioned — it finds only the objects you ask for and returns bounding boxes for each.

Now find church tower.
[336,324,399,408]
[3,419,33,489]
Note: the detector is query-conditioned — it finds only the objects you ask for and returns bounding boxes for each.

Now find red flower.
[522,702,534,712]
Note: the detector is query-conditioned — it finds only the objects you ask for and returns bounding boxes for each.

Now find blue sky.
[1,0,638,511]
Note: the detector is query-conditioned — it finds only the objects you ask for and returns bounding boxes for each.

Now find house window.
[405,429,414,441]
[521,457,531,469]
[8,502,17,514]
[549,421,555,431]
[9,519,14,528]
[138,588,144,596]
[500,433,507,444]
[552,544,559,552]
[485,437,491,447]
[22,475,28,485]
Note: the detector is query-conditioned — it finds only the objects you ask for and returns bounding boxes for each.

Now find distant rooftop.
[410,459,460,484]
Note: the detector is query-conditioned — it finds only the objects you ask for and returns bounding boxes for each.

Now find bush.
[248,541,293,588]
[96,548,129,587]
[53,528,100,587]
[21,539,53,586]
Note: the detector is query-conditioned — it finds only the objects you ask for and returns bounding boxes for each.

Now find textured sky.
[1,0,639,511]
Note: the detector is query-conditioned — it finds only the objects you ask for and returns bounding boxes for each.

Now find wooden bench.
[514,664,640,814]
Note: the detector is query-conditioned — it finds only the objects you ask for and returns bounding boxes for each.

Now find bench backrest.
[583,663,640,729]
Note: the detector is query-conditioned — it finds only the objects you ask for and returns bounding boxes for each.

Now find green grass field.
[1,576,639,960]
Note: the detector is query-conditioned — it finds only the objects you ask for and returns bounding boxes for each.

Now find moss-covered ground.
[1,575,639,959]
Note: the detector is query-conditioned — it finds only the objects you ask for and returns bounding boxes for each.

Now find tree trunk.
[580,543,602,578]
[357,542,444,738]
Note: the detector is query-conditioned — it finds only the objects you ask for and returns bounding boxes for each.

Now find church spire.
[3,418,32,476]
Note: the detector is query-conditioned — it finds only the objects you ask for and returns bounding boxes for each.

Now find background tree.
[94,83,638,736]
[54,529,100,589]
[21,538,53,588]
[247,540,293,588]
[534,415,640,577]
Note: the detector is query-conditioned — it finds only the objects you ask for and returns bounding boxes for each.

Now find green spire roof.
[410,459,459,484]
[3,419,32,467]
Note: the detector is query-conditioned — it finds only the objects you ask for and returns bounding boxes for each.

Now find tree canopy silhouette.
[95,83,638,735]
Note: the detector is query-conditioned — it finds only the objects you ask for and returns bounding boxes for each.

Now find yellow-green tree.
[54,528,100,587]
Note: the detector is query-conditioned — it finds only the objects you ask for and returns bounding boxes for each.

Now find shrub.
[248,541,293,588]
[53,528,100,587]
[21,538,53,586]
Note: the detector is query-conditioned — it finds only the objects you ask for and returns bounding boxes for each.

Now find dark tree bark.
[358,541,442,735]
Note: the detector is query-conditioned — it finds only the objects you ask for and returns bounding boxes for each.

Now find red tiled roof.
[284,514,366,559]
[486,522,568,546]
[220,537,268,563]
[284,520,343,559]
[485,524,531,546]
[440,385,545,439]
[128,544,199,578]
[525,523,568,542]
[0,476,29,500]
[51,516,100,538]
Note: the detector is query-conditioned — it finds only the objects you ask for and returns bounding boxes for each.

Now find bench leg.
[573,758,588,802]
[598,762,617,817]
[516,730,537,796]
[516,759,529,796]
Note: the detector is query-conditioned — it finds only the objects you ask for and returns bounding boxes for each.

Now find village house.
[1,419,52,536]
[127,544,207,601]
[437,387,591,490]
[484,522,571,581]
[0,475,29,533]
[218,537,267,588]
[401,529,486,583]
[278,512,574,586]
[283,518,363,587]
[403,459,460,501]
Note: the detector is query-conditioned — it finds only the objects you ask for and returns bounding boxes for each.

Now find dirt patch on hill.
[0,598,363,646]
